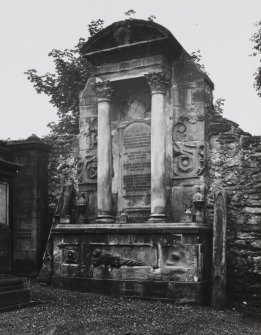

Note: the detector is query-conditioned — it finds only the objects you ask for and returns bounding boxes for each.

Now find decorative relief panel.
[58,242,80,265]
[118,91,151,121]
[90,244,157,268]
[172,116,205,178]
[91,249,144,267]
[85,155,97,180]
[78,117,98,183]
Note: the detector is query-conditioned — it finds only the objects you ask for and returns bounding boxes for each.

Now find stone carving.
[64,249,79,264]
[91,249,144,267]
[55,180,76,223]
[145,72,171,94]
[85,118,97,149]
[172,116,205,177]
[76,192,88,223]
[85,156,97,179]
[93,81,113,101]
[113,21,132,45]
[120,97,150,120]
[77,161,84,183]
[193,187,204,223]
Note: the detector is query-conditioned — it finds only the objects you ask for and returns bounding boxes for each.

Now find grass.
[0,278,260,335]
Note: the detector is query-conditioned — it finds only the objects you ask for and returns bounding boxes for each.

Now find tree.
[190,49,207,74]
[213,98,225,116]
[24,20,106,136]
[88,19,104,37]
[250,20,261,98]
[147,15,156,22]
[124,9,136,18]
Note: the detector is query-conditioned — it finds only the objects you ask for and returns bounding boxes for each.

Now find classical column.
[145,72,170,222]
[93,81,114,223]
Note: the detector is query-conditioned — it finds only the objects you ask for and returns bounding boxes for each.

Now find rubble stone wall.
[206,114,261,300]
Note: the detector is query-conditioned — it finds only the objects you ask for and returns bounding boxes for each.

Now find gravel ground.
[0,279,260,335]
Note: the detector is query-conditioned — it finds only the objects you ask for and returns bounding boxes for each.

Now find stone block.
[247,216,261,225]
[191,88,205,103]
[251,240,261,250]
[173,89,191,106]
[244,207,261,214]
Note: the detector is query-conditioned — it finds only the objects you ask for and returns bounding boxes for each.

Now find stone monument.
[0,142,30,310]
[51,19,214,303]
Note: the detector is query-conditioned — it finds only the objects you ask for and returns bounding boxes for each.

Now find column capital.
[93,81,113,102]
[145,72,171,95]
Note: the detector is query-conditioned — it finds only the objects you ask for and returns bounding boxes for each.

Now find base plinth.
[51,222,212,304]
[148,214,168,223]
[0,274,30,309]
[95,215,115,223]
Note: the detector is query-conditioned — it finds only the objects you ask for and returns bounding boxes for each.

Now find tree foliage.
[124,9,136,18]
[213,98,225,116]
[250,20,261,98]
[88,19,104,37]
[147,15,156,22]
[190,49,207,74]
[25,38,92,135]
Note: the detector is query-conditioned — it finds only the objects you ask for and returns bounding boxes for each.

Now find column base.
[95,215,115,223]
[148,214,168,223]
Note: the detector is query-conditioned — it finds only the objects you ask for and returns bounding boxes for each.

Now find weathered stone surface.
[206,112,261,301]
[251,240,261,250]
[244,207,261,214]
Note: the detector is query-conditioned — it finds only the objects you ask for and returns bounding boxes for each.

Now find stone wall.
[8,138,50,275]
[206,113,261,301]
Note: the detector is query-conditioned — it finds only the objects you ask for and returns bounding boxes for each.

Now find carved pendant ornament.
[93,81,113,101]
[172,116,205,177]
[91,249,144,267]
[145,72,171,95]
[85,118,97,149]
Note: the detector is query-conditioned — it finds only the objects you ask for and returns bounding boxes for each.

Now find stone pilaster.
[145,72,170,222]
[93,81,115,223]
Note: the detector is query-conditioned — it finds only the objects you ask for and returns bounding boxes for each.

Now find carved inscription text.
[122,122,151,198]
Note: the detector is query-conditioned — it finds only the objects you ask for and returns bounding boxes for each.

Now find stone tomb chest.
[52,19,214,303]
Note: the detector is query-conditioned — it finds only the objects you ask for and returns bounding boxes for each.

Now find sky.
[0,0,260,139]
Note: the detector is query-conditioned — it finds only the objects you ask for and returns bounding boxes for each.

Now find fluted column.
[93,81,114,223]
[145,72,170,222]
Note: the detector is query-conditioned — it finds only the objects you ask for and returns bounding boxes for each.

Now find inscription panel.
[121,122,151,207]
[122,122,151,194]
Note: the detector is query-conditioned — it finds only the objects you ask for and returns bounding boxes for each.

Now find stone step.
[0,275,30,310]
[0,288,30,309]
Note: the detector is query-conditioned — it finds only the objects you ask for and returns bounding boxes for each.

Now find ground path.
[0,279,260,335]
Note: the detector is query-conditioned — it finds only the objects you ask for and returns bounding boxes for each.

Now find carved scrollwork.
[85,156,97,180]
[172,116,205,177]
[91,249,144,267]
